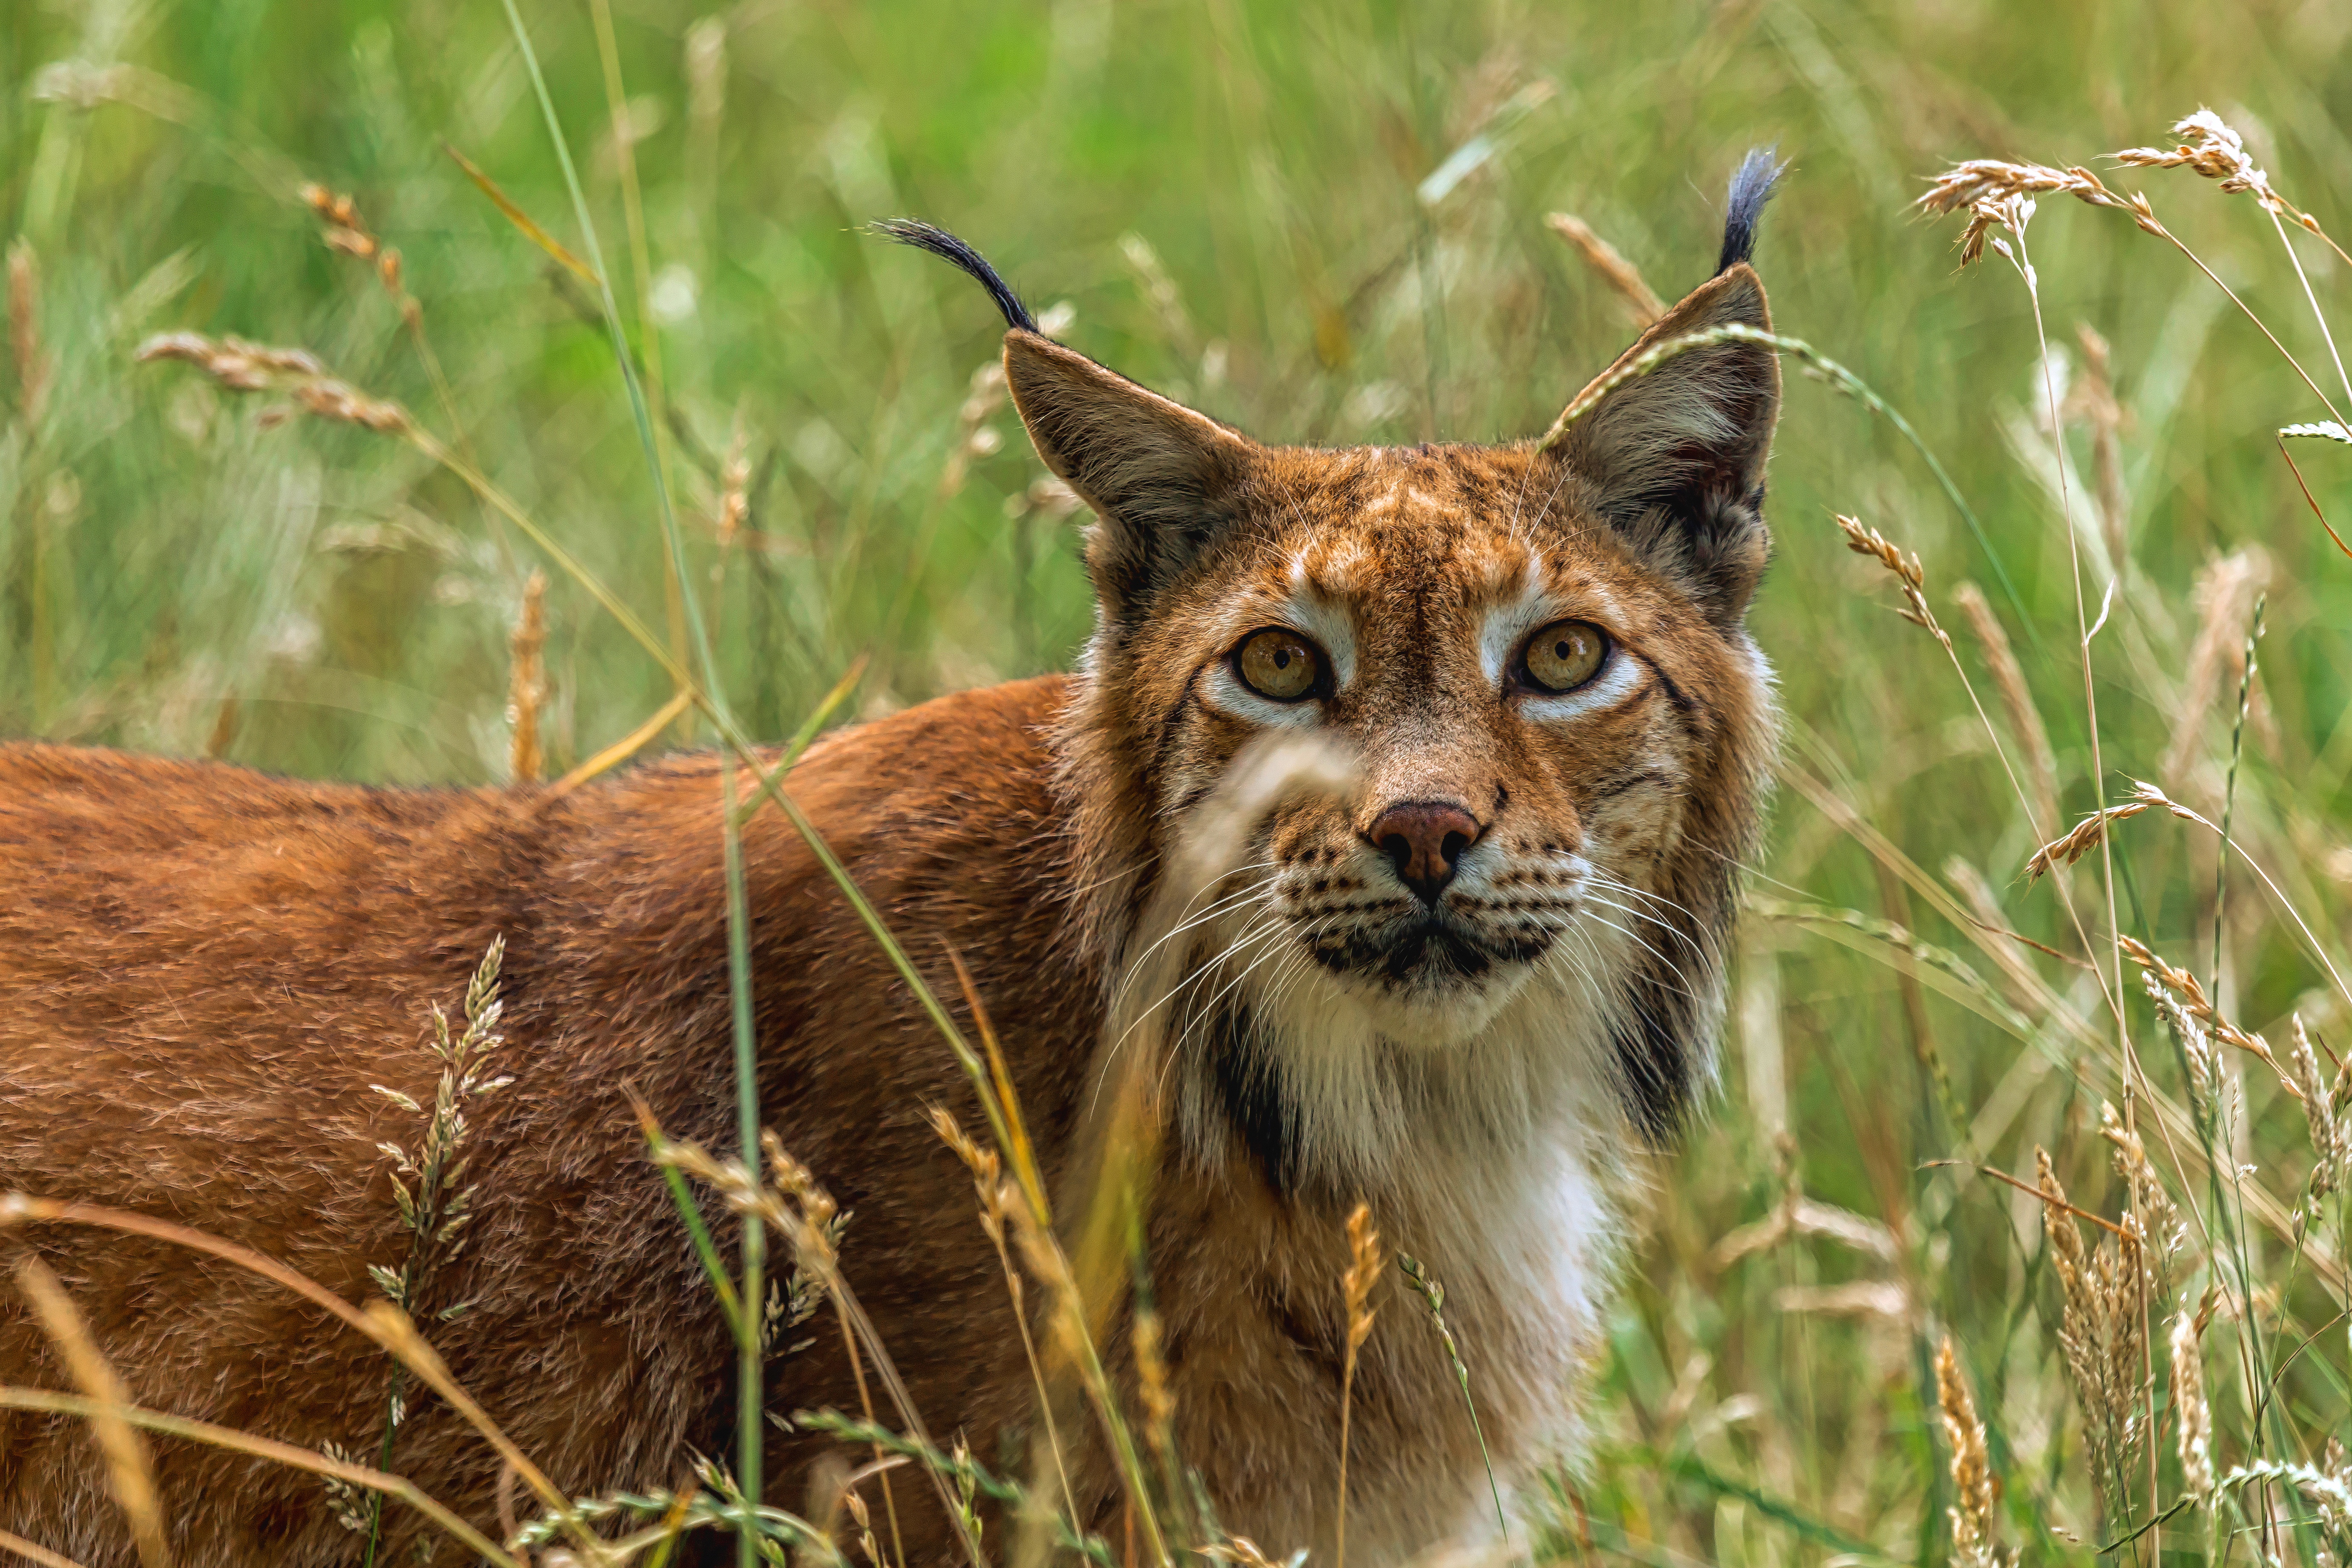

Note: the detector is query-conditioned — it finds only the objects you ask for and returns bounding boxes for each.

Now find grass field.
[6,0,2352,1564]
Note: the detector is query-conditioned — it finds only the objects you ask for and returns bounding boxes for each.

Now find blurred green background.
[7,0,2352,1562]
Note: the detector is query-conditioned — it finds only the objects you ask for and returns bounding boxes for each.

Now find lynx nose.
[1367,801,1482,907]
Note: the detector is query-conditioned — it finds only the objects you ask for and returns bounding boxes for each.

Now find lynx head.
[881,152,1782,1195]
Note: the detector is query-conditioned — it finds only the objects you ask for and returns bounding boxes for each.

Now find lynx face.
[887,170,1780,1191]
[1142,464,1720,1056]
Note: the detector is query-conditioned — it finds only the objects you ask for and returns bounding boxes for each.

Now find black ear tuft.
[869,219,1040,334]
[1716,147,1786,276]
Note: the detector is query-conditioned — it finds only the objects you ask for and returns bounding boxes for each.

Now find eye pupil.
[1234,628,1322,702]
[1523,620,1606,694]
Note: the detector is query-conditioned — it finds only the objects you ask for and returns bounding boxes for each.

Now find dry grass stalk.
[1545,213,1664,328]
[2117,935,2292,1092]
[135,331,408,434]
[2033,1147,2146,1529]
[0,1527,90,1568]
[2025,802,2148,883]
[2066,324,2130,571]
[508,571,549,784]
[8,238,49,428]
[2168,1309,2214,1499]
[1935,1336,2004,1568]
[14,1258,173,1568]
[1953,582,2058,833]
[1835,514,1946,644]
[1334,1202,1381,1568]
[2161,551,2267,786]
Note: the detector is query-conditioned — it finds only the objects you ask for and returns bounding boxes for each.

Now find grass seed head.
[1918,159,2165,246]
[2289,1014,2344,1196]
[2169,1308,2214,1498]
[1935,1336,2003,1568]
[2025,803,2147,883]
[2114,109,2320,232]
[1342,1202,1381,1353]
[507,571,549,784]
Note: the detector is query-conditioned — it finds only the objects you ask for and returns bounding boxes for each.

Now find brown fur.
[0,199,1783,1565]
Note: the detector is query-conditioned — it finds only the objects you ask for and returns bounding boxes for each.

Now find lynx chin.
[0,149,1786,1566]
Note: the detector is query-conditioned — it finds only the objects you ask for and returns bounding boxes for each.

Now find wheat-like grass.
[2167,1309,2214,1499]
[2114,109,2347,262]
[1834,514,1941,640]
[1544,212,1664,328]
[1333,1203,1381,1568]
[507,571,549,784]
[2119,935,2290,1095]
[2024,803,2149,884]
[1933,1336,2002,1568]
[2287,1015,2347,1197]
[2033,1147,2147,1531]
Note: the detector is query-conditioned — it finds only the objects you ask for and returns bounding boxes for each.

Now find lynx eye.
[1233,627,1325,703]
[1520,620,1608,694]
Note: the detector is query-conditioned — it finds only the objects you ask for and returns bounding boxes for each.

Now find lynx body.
[0,155,1784,1566]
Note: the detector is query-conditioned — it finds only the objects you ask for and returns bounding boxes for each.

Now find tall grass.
[7,2,2352,1565]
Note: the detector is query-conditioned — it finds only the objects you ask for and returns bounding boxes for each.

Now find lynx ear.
[1543,153,1783,622]
[1002,331,1257,620]
[870,218,1257,620]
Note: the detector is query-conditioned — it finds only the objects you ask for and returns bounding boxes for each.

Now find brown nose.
[1366,801,1482,907]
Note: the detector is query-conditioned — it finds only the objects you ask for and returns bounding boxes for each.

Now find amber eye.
[1233,627,1325,702]
[1520,620,1608,694]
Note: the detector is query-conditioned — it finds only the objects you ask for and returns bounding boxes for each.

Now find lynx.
[0,151,1785,1566]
